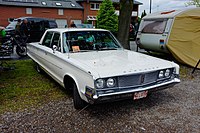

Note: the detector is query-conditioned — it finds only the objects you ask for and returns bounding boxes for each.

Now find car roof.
[143,7,197,20]
[46,28,109,33]
[14,17,55,21]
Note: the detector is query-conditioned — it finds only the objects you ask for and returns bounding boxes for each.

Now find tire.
[16,46,27,57]
[73,83,86,109]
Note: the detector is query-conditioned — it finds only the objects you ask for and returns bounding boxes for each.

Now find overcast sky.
[138,0,195,16]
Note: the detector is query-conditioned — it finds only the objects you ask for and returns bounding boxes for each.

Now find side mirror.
[52,45,57,53]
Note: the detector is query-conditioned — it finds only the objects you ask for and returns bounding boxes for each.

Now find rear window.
[141,20,167,34]
[49,21,57,28]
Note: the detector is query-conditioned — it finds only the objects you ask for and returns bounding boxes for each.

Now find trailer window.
[141,20,167,34]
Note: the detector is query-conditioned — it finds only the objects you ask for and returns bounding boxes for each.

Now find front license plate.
[133,91,148,100]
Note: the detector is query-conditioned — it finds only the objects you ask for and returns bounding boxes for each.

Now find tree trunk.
[117,0,133,49]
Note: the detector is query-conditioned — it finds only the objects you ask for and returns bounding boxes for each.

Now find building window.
[96,4,100,9]
[55,2,62,6]
[26,8,32,14]
[41,2,47,5]
[90,3,100,10]
[71,3,76,7]
[58,9,64,15]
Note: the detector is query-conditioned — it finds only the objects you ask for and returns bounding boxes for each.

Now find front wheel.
[73,83,86,109]
[16,46,27,57]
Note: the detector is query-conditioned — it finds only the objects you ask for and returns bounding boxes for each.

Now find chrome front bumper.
[85,78,180,104]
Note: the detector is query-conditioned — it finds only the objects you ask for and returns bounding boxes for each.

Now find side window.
[63,33,70,53]
[51,33,61,52]
[42,32,53,48]
[141,20,167,34]
[49,21,57,28]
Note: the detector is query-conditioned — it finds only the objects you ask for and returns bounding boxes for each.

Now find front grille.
[144,71,159,84]
[96,70,175,96]
[118,71,159,88]
[118,74,141,87]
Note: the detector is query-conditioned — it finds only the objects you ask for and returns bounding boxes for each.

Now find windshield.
[6,22,17,29]
[63,31,122,53]
[141,20,167,34]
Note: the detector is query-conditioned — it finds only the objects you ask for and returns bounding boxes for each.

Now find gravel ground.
[0,66,200,133]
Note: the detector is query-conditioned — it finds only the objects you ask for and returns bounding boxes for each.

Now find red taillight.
[160,39,165,44]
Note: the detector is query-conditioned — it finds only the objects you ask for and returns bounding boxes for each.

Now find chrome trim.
[91,78,180,99]
[96,75,173,91]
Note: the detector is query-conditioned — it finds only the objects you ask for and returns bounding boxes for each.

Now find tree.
[96,0,118,33]
[117,0,133,49]
[141,10,147,19]
[186,0,200,7]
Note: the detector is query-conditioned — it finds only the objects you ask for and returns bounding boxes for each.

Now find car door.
[36,31,54,72]
[40,31,64,83]
[46,32,65,83]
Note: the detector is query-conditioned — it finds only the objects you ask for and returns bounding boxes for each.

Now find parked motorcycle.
[0,33,27,57]
[13,35,28,57]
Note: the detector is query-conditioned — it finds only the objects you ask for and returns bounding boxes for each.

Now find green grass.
[0,59,68,114]
[179,65,194,79]
[0,59,191,115]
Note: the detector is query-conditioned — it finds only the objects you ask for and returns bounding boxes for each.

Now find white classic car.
[27,28,180,109]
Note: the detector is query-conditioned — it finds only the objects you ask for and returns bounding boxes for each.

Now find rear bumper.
[85,78,180,104]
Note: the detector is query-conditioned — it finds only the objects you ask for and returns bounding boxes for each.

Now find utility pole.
[150,0,152,13]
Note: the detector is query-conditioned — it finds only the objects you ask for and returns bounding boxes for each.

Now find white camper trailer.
[136,8,200,68]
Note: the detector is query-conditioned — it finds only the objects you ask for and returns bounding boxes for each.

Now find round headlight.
[159,71,164,78]
[106,78,115,88]
[165,69,170,77]
[95,79,104,89]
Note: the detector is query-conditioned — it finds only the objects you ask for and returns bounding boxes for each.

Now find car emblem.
[141,74,145,84]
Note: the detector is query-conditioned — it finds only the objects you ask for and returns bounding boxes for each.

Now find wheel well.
[64,75,75,90]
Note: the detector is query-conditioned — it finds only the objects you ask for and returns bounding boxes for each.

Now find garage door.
[56,19,67,28]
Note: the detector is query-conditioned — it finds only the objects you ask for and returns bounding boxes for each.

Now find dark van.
[6,17,57,42]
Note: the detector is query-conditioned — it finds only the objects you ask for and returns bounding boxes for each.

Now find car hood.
[69,50,176,78]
